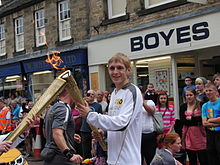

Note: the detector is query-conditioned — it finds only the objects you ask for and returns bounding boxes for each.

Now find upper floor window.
[35,9,45,47]
[107,0,126,19]
[58,0,71,41]
[0,24,6,56]
[15,17,24,52]
[145,0,177,8]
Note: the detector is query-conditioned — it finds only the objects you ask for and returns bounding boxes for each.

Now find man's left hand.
[74,134,81,144]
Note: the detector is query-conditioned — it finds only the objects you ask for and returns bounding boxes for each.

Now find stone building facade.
[0,0,90,100]
[1,0,220,110]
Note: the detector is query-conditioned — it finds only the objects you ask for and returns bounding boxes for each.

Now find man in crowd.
[96,90,108,114]
[77,53,143,165]
[182,77,196,102]
[80,89,102,159]
[202,83,220,164]
[0,98,12,135]
[42,90,82,165]
[213,73,220,95]
[144,83,158,104]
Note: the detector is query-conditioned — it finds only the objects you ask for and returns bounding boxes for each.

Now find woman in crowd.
[156,93,175,134]
[195,77,208,103]
[180,88,208,165]
[150,133,182,165]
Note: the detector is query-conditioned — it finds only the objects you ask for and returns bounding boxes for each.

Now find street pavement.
[29,160,44,165]
[27,157,44,165]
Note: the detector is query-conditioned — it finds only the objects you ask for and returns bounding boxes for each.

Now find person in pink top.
[180,88,208,165]
[156,93,175,134]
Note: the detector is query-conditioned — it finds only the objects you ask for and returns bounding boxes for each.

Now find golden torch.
[3,70,107,153]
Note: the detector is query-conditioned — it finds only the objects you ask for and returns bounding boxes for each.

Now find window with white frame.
[0,24,6,56]
[145,0,177,9]
[107,0,126,19]
[35,9,45,47]
[15,17,24,52]
[58,0,71,41]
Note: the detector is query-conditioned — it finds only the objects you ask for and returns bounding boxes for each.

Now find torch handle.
[90,125,107,151]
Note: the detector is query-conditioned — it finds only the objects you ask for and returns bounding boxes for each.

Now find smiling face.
[205,85,218,101]
[196,82,204,92]
[108,61,131,90]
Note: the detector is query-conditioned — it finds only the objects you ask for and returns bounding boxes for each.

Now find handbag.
[152,112,164,134]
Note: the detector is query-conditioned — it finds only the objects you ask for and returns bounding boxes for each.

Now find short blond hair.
[108,53,131,69]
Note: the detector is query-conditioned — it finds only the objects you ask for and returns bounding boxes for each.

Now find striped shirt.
[156,105,175,132]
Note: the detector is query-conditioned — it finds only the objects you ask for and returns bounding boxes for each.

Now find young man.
[77,53,143,165]
[144,83,158,104]
[213,73,220,95]
[43,90,82,165]
[202,83,220,164]
[182,77,196,102]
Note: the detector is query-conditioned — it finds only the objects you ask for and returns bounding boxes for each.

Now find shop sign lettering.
[130,21,209,52]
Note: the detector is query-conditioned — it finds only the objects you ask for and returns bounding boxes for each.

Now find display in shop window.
[155,68,169,94]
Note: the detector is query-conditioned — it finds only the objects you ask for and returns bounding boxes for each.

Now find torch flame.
[45,51,66,70]
[33,20,66,70]
[40,31,48,47]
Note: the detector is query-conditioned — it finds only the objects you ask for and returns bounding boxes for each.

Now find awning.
[0,63,22,78]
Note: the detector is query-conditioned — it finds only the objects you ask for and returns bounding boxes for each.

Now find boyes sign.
[130,21,210,52]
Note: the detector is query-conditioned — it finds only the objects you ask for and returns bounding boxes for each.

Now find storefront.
[0,63,24,99]
[88,11,220,115]
[0,49,89,101]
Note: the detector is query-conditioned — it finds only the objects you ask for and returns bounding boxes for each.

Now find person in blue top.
[202,83,220,165]
[182,77,196,103]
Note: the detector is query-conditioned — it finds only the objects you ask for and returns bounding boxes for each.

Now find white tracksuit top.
[87,83,143,165]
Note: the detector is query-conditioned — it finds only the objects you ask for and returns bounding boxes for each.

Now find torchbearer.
[42,89,83,165]
[77,53,143,165]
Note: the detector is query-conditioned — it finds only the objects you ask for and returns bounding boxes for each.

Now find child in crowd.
[156,93,175,134]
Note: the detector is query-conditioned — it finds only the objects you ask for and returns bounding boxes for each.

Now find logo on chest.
[115,98,123,105]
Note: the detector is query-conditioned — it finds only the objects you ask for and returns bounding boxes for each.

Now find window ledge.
[32,45,48,52]
[137,0,187,16]
[13,50,26,57]
[101,14,129,26]
[0,54,7,60]
[55,38,74,47]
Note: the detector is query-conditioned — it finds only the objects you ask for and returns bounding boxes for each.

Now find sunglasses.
[86,93,94,97]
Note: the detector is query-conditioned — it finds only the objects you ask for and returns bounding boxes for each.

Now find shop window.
[0,24,6,56]
[136,56,172,95]
[15,17,24,52]
[107,0,126,19]
[58,0,71,41]
[144,0,177,9]
[35,9,45,47]
[29,70,54,101]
